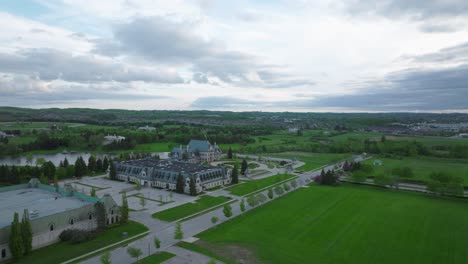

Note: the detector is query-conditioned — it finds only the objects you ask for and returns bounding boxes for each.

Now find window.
[88,213,93,220]
[111,209,114,215]
[49,223,55,231]
[69,218,75,225]
[2,249,6,258]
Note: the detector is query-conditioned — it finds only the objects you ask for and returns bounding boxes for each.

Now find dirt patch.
[195,240,264,264]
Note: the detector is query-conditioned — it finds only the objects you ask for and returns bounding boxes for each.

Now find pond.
[0,152,170,166]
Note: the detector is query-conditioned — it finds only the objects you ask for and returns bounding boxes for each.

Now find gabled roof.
[188,139,211,152]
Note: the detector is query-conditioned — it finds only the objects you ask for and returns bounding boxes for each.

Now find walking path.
[78,155,362,264]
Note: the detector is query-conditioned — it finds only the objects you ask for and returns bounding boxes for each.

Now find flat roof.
[0,187,92,228]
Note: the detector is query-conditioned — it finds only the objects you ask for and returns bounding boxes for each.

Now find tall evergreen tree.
[231,163,239,184]
[109,162,116,181]
[227,147,233,159]
[9,212,24,259]
[102,157,109,172]
[176,174,185,194]
[240,159,248,175]
[120,193,129,225]
[88,156,97,172]
[63,157,69,167]
[96,158,103,172]
[21,209,33,255]
[189,177,197,196]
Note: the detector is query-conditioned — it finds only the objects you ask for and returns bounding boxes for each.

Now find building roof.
[117,159,221,174]
[188,139,212,152]
[0,185,93,229]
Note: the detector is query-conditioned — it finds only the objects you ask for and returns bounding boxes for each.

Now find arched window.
[69,218,75,225]
[111,209,114,215]
[2,248,6,258]
[88,213,93,220]
[49,223,55,231]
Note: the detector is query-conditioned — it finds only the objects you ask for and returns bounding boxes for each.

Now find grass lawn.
[363,156,468,185]
[133,142,173,153]
[195,185,468,264]
[225,174,296,196]
[177,242,234,264]
[13,221,148,264]
[268,152,349,171]
[152,195,231,222]
[139,251,176,264]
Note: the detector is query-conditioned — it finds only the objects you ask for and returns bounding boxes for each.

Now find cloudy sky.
[1,0,468,112]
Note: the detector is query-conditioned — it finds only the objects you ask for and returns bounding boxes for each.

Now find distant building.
[0,179,119,261]
[171,139,222,162]
[114,158,231,193]
[0,131,6,138]
[103,134,126,144]
[457,133,468,138]
[137,125,156,131]
[373,160,383,166]
[288,128,299,133]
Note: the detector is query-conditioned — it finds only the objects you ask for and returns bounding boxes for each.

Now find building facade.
[171,139,222,162]
[0,179,119,262]
[114,158,231,194]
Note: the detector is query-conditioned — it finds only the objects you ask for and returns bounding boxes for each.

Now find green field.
[133,142,173,152]
[152,195,231,222]
[195,185,468,264]
[13,221,148,264]
[268,152,349,171]
[225,174,296,196]
[140,251,176,264]
[363,156,468,185]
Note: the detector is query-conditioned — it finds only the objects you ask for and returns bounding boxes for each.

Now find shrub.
[59,229,97,244]
[274,186,284,195]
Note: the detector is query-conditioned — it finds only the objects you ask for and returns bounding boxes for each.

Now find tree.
[267,188,274,199]
[240,198,246,212]
[90,188,96,197]
[231,163,239,184]
[96,158,103,172]
[153,236,161,252]
[21,209,32,255]
[94,202,107,231]
[102,157,109,172]
[9,212,24,259]
[227,147,233,159]
[88,156,97,173]
[63,157,69,167]
[174,222,183,239]
[135,181,142,191]
[127,247,142,263]
[176,174,185,194]
[100,251,111,264]
[240,159,248,175]
[211,216,219,225]
[108,162,117,181]
[381,135,386,142]
[223,204,233,218]
[291,180,298,189]
[120,193,129,225]
[42,161,56,180]
[75,156,86,177]
[189,177,197,196]
[283,183,290,192]
[274,185,284,196]
[139,196,146,208]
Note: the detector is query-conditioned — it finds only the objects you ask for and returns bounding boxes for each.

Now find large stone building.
[171,139,222,162]
[0,179,119,262]
[114,158,231,193]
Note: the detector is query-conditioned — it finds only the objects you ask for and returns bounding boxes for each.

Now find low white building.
[104,135,126,143]
[137,125,156,131]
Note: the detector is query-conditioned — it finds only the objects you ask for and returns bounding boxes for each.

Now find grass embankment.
[139,251,176,264]
[195,185,468,264]
[225,174,296,196]
[363,156,468,186]
[152,195,231,222]
[13,221,148,264]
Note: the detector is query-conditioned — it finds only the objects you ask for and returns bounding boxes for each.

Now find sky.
[0,0,468,112]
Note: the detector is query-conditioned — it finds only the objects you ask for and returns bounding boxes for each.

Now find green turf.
[139,251,176,264]
[268,152,349,171]
[363,156,468,185]
[177,242,235,264]
[152,195,231,222]
[196,185,468,264]
[225,174,296,196]
[14,221,149,264]
[133,142,173,153]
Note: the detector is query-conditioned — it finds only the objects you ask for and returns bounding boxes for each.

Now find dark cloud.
[94,16,314,89]
[419,23,461,33]
[0,48,183,84]
[407,41,468,63]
